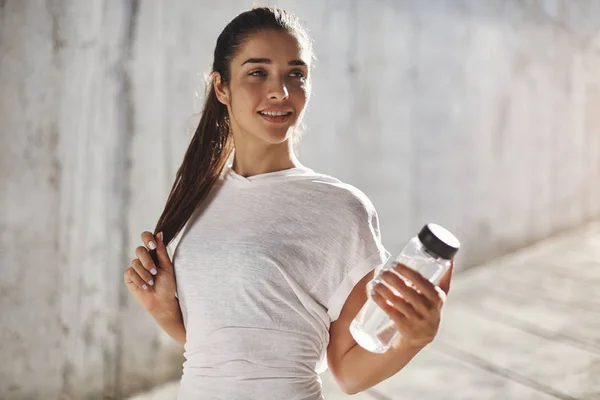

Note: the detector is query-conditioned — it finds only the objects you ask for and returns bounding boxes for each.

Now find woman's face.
[214,29,311,146]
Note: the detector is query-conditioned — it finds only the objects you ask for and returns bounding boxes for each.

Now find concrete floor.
[128,221,600,400]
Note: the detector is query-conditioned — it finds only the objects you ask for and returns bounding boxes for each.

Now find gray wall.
[1,0,599,398]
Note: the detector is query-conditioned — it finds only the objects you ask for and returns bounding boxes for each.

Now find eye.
[290,70,306,79]
[248,69,266,77]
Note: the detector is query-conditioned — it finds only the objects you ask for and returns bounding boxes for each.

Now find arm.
[327,272,423,394]
[126,231,187,346]
[331,336,422,394]
[327,263,452,394]
[150,299,187,346]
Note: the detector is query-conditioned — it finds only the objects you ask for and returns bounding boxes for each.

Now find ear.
[213,72,230,107]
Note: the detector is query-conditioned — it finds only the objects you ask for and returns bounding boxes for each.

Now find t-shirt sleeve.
[321,187,391,323]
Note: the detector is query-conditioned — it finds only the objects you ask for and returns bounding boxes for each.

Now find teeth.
[260,111,289,117]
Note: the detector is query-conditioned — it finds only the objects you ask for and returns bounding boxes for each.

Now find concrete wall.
[1,0,599,398]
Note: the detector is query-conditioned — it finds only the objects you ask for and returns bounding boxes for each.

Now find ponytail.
[153,79,233,247]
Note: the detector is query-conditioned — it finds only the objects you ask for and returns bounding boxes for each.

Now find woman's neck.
[231,140,304,178]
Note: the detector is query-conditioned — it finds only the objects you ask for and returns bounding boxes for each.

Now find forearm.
[336,341,424,394]
[150,301,186,346]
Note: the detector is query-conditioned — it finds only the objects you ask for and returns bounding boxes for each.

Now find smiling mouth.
[258,111,292,123]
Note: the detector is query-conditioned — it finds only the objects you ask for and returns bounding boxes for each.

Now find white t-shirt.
[166,165,390,400]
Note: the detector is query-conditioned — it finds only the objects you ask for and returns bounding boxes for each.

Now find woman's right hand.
[124,231,179,318]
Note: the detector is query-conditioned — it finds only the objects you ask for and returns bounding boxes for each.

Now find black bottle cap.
[418,223,460,260]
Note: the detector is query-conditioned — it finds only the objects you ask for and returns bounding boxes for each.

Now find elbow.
[341,387,360,396]
[329,368,366,395]
[343,383,365,396]
[339,381,365,395]
[178,331,187,347]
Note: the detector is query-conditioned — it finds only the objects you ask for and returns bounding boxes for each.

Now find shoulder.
[295,170,378,220]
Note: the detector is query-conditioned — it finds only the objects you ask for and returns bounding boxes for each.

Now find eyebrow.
[241,58,307,67]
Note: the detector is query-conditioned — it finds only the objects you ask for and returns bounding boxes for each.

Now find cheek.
[230,84,262,116]
[292,84,309,110]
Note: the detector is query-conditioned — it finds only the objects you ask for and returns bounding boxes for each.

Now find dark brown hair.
[153,7,313,249]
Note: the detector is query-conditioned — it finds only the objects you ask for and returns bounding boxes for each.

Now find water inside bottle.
[349,255,451,353]
[349,316,398,353]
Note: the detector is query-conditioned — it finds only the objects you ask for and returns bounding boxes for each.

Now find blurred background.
[1,0,599,399]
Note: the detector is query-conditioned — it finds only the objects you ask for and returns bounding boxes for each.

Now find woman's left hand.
[370,261,453,350]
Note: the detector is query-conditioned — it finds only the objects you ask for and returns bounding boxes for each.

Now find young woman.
[123,7,452,399]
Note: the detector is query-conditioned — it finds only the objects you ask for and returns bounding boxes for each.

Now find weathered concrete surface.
[1,0,599,398]
[129,221,600,400]
[0,1,183,399]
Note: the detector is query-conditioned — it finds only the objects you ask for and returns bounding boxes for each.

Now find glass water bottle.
[349,223,460,353]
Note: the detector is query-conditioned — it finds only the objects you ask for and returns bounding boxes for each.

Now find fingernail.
[150,268,157,276]
[148,241,157,250]
[142,284,148,290]
[148,279,154,286]
[157,232,163,241]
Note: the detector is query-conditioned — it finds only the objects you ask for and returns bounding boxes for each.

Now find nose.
[267,77,289,101]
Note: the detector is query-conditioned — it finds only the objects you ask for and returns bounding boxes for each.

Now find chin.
[263,131,293,145]
[257,125,296,144]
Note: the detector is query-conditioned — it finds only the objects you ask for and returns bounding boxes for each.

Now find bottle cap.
[418,223,460,260]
